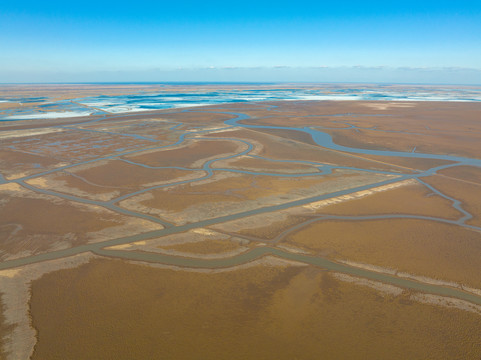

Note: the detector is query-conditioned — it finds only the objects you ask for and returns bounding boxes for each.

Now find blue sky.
[1,0,480,83]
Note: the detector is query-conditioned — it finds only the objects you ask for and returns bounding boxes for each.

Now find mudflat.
[1,86,481,359]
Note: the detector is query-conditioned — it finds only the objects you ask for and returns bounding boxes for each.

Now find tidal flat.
[1,84,481,359]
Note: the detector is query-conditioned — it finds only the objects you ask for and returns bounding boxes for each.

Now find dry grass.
[126,139,241,168]
[29,259,481,360]
[72,160,197,188]
[1,129,155,162]
[0,197,118,257]
[316,181,461,219]
[119,169,392,225]
[139,172,327,212]
[286,218,481,289]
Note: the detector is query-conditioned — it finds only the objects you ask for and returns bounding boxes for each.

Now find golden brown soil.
[126,139,240,168]
[161,238,243,254]
[422,175,481,227]
[286,219,481,289]
[30,259,481,360]
[316,182,461,219]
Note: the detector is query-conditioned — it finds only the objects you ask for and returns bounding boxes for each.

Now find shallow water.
[2,86,481,121]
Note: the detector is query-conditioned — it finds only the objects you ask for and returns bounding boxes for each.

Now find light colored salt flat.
[0,127,64,139]
[3,111,92,120]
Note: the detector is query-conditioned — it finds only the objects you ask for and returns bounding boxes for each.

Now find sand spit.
[333,273,404,296]
[302,178,416,211]
[333,273,481,315]
[0,253,99,360]
[127,254,308,274]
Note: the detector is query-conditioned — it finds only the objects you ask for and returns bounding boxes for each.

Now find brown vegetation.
[0,149,62,179]
[72,160,198,189]
[29,259,481,360]
[126,139,241,168]
[0,184,161,259]
[286,218,481,288]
